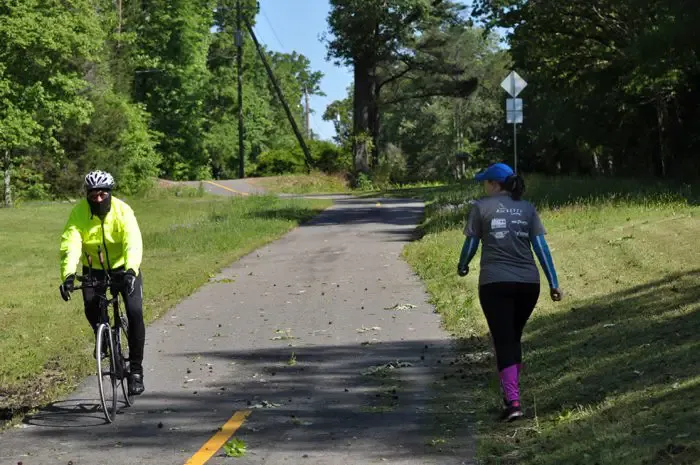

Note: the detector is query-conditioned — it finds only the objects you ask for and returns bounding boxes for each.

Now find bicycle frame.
[61,248,125,323]
[60,246,130,378]
[59,243,135,422]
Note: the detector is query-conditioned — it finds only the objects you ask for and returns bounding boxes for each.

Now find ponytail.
[502,175,525,201]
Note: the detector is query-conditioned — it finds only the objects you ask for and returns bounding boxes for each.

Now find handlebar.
[59,246,127,302]
[60,271,128,301]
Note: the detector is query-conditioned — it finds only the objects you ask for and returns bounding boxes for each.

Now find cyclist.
[59,170,146,396]
[458,162,562,422]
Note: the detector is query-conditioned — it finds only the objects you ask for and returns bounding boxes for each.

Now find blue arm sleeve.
[532,235,559,289]
[459,236,480,269]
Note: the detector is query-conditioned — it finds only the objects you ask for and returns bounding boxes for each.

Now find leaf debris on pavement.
[384,303,417,311]
[251,400,281,408]
[271,329,298,340]
[223,438,247,457]
[356,325,382,333]
[362,360,413,376]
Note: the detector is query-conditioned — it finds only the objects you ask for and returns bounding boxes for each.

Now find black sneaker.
[128,373,145,396]
[501,400,523,422]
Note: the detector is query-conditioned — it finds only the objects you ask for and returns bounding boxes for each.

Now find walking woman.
[458,162,562,422]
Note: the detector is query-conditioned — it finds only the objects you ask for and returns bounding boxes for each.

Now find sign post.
[501,71,527,174]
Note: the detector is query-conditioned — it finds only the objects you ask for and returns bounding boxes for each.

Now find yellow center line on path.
[204,180,250,196]
[184,410,252,465]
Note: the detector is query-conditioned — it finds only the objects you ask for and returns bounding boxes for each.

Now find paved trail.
[0,194,474,465]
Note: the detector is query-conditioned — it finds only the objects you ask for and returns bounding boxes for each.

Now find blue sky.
[252,1,506,141]
[253,0,350,141]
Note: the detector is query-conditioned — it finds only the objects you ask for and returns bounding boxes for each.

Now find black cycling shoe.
[128,373,145,396]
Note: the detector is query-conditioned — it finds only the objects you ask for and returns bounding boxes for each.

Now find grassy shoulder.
[0,191,331,427]
[247,172,352,194]
[245,171,447,196]
[400,176,700,464]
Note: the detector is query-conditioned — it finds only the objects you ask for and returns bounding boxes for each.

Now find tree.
[132,0,216,180]
[325,0,478,173]
[206,2,325,179]
[0,0,102,206]
[0,0,336,201]
[323,87,353,149]
[471,0,700,178]
[270,51,326,140]
[377,26,510,181]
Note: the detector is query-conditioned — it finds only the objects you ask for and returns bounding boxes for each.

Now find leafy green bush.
[255,147,307,176]
[353,172,375,190]
[0,158,52,203]
[254,140,353,177]
[371,143,408,188]
[311,140,352,173]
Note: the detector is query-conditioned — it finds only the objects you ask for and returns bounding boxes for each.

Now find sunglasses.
[87,189,110,198]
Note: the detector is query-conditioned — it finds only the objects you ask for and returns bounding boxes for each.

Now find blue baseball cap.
[474,163,514,182]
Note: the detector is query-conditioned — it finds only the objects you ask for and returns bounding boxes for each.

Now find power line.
[237,0,244,178]
[246,17,313,169]
[258,5,324,140]
[260,7,286,51]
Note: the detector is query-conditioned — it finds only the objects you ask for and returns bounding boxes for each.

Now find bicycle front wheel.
[116,323,134,407]
[96,324,118,423]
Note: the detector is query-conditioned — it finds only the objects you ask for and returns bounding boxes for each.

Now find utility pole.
[304,88,311,140]
[236,0,245,179]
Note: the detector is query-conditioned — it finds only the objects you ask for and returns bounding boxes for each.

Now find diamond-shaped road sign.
[501,71,527,97]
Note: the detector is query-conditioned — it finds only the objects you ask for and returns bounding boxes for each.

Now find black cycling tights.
[478,282,540,371]
[81,267,146,375]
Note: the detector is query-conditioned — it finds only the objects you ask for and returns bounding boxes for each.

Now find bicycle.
[59,245,134,423]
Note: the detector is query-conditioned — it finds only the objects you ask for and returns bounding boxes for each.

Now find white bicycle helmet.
[84,170,115,191]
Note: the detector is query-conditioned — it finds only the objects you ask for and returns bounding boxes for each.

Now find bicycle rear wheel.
[96,324,118,423]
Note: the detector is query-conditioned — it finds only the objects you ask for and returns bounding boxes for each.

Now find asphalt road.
[0,195,474,465]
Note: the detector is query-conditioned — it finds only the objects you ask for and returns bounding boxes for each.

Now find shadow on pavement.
[23,399,110,428]
[248,198,426,229]
[1,192,478,463]
[18,339,473,462]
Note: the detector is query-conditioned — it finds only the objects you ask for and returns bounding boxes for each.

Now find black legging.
[478,282,540,371]
[81,267,145,375]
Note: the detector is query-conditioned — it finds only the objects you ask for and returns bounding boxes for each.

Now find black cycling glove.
[63,274,76,292]
[124,269,137,296]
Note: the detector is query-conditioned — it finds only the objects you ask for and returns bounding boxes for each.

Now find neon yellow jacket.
[60,197,143,281]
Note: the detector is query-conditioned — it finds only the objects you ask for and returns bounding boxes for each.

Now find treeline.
[322,0,509,184]
[1,0,339,205]
[4,1,696,205]
[323,0,700,183]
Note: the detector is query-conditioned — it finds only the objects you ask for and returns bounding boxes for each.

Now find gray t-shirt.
[464,193,546,286]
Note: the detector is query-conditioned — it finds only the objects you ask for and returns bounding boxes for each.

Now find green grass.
[0,192,331,426]
[248,172,352,194]
[243,171,453,197]
[399,175,700,465]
